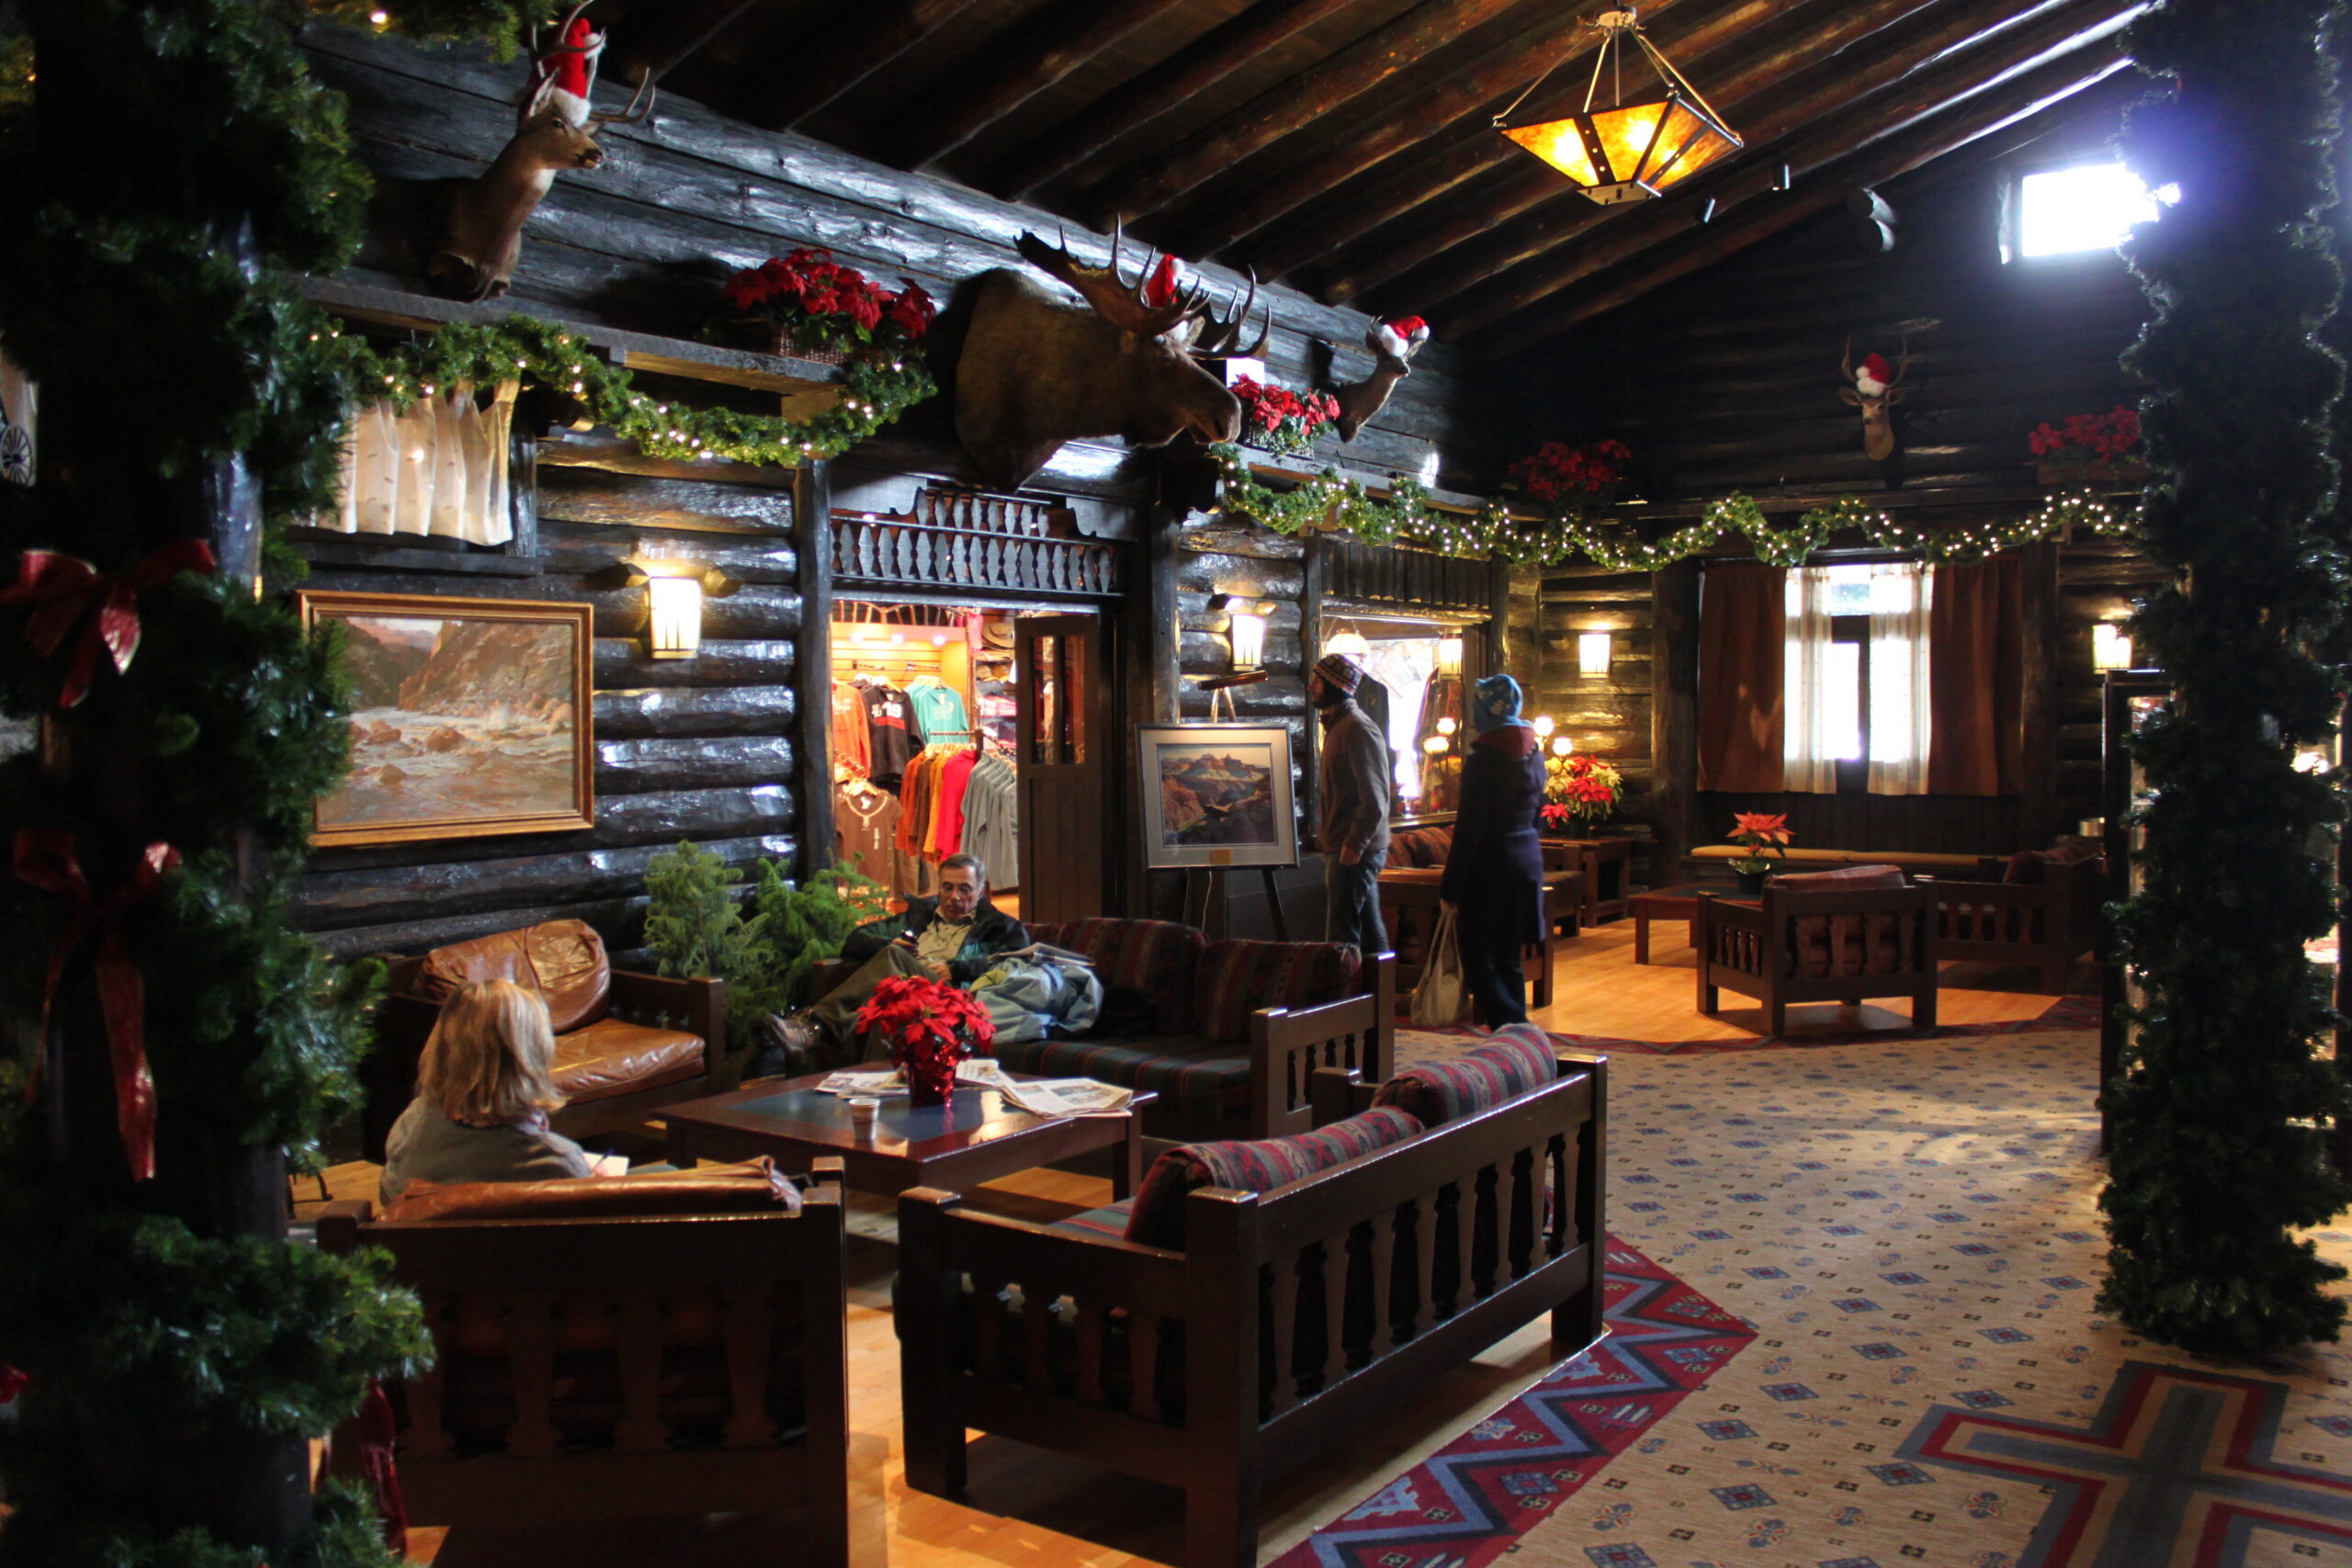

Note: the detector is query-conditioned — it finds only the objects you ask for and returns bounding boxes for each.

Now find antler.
[1190,269,1272,361]
[590,67,659,127]
[1839,333,1855,382]
[1014,221,1209,338]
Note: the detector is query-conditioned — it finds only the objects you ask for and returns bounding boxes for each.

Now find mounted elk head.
[956,224,1268,491]
[1839,337,1908,463]
[1326,316,1430,443]
[427,5,658,303]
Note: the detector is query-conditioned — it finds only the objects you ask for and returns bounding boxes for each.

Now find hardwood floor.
[298,923,2071,1567]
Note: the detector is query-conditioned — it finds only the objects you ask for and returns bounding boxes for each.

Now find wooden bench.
[895,1053,1607,1568]
[1688,844,2004,882]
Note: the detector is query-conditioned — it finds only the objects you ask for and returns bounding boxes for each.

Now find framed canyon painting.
[299,590,594,847]
[1137,724,1296,870]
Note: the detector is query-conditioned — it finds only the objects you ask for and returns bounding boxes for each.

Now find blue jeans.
[1325,852,1388,955]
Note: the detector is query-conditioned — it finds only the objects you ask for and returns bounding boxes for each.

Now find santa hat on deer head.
[1374,315,1432,361]
[1855,352,1893,397]
[528,12,605,129]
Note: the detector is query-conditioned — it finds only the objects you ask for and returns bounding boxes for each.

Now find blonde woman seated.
[379,977,594,1206]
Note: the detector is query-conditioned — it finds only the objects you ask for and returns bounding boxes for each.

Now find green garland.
[1207,443,2137,570]
[322,310,936,469]
[2098,0,2351,1355]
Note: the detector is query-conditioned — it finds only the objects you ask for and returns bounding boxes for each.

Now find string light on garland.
[1206,443,2137,570]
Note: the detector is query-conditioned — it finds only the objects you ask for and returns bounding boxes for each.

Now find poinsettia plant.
[2029,405,2142,468]
[1233,376,1341,457]
[716,247,937,360]
[1539,751,1623,830]
[1508,438,1634,511]
[1724,811,1792,874]
[854,974,994,1106]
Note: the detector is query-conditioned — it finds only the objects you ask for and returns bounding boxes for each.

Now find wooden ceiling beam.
[607,0,766,85]
[1084,0,1535,230]
[1433,0,2144,338]
[756,0,978,130]
[987,0,1363,201]
[1475,50,2141,353]
[881,0,1194,170]
[1329,0,2043,311]
[1194,0,1781,264]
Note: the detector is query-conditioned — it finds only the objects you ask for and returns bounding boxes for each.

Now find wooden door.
[1015,615,1114,923]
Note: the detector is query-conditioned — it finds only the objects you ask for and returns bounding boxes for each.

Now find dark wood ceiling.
[610,0,2146,356]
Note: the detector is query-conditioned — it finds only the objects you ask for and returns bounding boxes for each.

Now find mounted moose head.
[956,224,1268,492]
[428,4,658,303]
[1839,337,1909,463]
[1324,316,1430,444]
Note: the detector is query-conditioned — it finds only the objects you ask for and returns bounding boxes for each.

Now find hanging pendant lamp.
[1496,7,1741,207]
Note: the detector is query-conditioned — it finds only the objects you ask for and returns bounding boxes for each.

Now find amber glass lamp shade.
[1502,90,1739,206]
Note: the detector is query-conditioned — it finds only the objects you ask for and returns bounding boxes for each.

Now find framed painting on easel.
[1138,723,1297,872]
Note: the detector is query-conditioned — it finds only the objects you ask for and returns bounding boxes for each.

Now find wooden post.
[1650,559,1700,886]
[1301,533,1327,847]
[1182,1189,1262,1568]
[2019,541,2061,848]
[795,461,835,881]
[1126,506,1183,917]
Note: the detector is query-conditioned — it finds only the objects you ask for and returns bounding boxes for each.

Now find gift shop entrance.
[820,489,1125,926]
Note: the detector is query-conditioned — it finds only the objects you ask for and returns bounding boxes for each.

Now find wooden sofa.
[895,1031,1606,1568]
[809,916,1392,1143]
[1922,852,2106,991]
[366,919,727,1162]
[1695,869,1939,1034]
[316,1161,861,1563]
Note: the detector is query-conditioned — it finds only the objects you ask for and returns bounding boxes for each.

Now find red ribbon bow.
[15,830,182,1182]
[0,540,216,707]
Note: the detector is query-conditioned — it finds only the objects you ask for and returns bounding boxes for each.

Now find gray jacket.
[379,1100,594,1206]
[1317,698,1393,863]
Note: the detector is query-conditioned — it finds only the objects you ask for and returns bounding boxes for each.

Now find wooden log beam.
[1085,0,1534,229]
[608,0,766,85]
[1477,49,2140,353]
[1342,0,2064,313]
[882,0,1194,171]
[988,0,1362,200]
[1442,0,2145,339]
[1200,0,1794,265]
[758,0,979,130]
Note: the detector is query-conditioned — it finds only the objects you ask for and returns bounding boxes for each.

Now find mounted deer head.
[1839,336,1908,463]
[427,5,658,303]
[1326,316,1430,443]
[956,223,1270,491]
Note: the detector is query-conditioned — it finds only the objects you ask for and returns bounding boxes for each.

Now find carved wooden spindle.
[1022,1289,1056,1391]
[1408,1201,1437,1340]
[611,1292,670,1453]
[1449,1180,1475,1315]
[502,1292,565,1457]
[1496,1147,1524,1283]
[718,1284,777,1448]
[972,1269,1004,1377]
[1319,1237,1349,1393]
[1266,1250,1302,1416]
[406,1292,458,1461]
[1128,1309,1162,1420]
[1074,1296,1107,1406]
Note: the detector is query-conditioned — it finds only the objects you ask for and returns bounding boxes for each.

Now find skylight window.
[2016,162,2174,259]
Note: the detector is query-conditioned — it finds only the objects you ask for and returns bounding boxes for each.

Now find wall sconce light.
[647,574,703,659]
[1421,734,1450,756]
[1578,631,1614,677]
[1435,635,1464,675]
[2092,622,2133,672]
[1229,600,1271,671]
[1551,735,1576,758]
[1532,714,1556,739]
[1325,626,1372,660]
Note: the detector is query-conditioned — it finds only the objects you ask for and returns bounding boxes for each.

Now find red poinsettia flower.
[886,282,937,338]
[1729,812,1792,851]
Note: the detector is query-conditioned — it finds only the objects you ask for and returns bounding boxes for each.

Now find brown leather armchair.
[364,919,727,1162]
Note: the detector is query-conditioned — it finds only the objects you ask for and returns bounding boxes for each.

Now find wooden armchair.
[316,1165,861,1563]
[895,1055,1606,1568]
[1377,866,1581,1009]
[1926,854,2106,991]
[1695,877,1939,1035]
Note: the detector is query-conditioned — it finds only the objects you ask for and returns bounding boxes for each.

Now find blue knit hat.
[1471,672,1523,731]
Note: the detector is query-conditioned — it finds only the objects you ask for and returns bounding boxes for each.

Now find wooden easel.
[1183,671,1291,941]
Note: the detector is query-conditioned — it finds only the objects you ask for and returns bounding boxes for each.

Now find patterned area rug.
[1298,1024,2352,1568]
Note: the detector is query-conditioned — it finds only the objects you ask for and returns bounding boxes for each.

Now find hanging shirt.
[834,780,900,895]
[936,749,978,859]
[831,681,871,778]
[865,683,914,785]
[905,679,970,749]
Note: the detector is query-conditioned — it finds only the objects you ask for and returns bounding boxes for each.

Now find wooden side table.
[1626,882,1756,964]
[1547,835,1634,924]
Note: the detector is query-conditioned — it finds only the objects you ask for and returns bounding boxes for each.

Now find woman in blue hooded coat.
[1439,673,1546,1027]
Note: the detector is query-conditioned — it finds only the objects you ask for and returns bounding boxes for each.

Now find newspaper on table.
[816,1070,906,1097]
[998,1077,1133,1119]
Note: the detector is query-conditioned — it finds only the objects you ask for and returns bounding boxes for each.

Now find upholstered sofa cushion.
[1124,1106,1423,1251]
[551,1017,705,1104]
[1190,938,1363,1044]
[1372,1026,1557,1126]
[995,1033,1250,1121]
[1690,844,1994,872]
[385,1157,799,1223]
[1771,864,1906,979]
[1047,1198,1137,1241]
[1026,917,1204,1031]
[418,919,612,1032]
[1388,826,1455,869]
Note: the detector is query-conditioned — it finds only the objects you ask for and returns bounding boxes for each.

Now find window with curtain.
[1783,562,1933,795]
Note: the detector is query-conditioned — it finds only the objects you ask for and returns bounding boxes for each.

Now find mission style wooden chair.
[1694,869,1940,1035]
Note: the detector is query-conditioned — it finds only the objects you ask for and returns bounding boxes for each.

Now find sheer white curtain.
[333,380,518,544]
[1782,568,1839,792]
[1868,562,1933,795]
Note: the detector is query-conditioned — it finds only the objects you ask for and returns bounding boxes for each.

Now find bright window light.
[1823,641,1863,761]
[2018,162,2174,258]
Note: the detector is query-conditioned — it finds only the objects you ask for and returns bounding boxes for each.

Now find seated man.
[761,852,1030,1071]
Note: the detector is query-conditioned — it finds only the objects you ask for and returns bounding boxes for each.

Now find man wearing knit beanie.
[1309,651,1392,953]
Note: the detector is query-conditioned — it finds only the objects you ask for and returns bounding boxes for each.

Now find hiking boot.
[752,1010,829,1079]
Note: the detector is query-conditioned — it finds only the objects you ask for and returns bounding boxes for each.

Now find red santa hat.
[529,16,603,128]
[1375,315,1432,359]
[1856,352,1892,394]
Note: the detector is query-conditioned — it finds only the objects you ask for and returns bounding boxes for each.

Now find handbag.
[1408,903,1471,1027]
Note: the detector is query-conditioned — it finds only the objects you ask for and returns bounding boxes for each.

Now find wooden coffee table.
[662,1071,1158,1200]
[1627,882,1757,964]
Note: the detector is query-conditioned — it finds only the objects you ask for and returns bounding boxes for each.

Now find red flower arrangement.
[1539,752,1623,830]
[1508,438,1634,508]
[718,247,936,360]
[1233,376,1342,457]
[854,974,994,1107]
[2029,405,2142,463]
[1725,811,1792,875]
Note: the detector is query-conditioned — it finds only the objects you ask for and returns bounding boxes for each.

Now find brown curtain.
[1928,556,2024,795]
[1696,562,1785,792]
